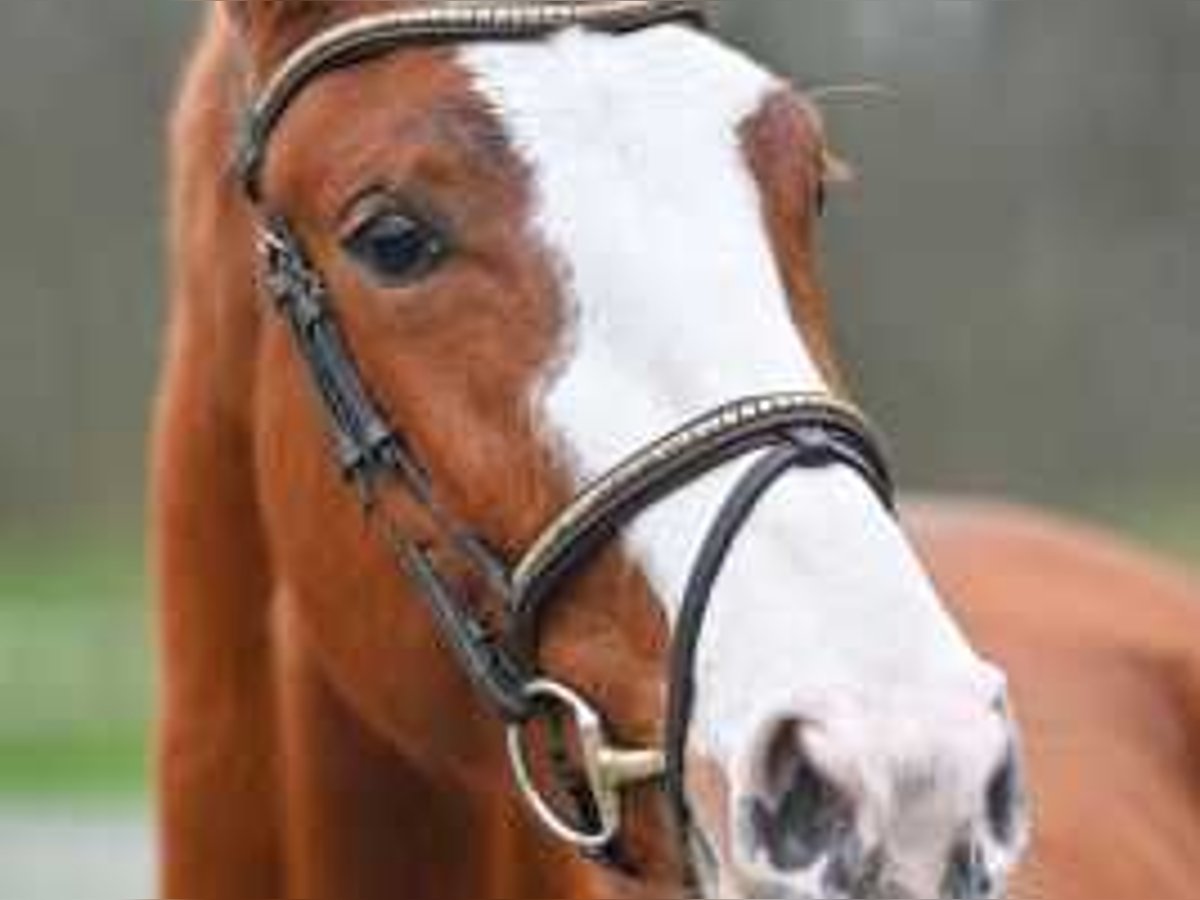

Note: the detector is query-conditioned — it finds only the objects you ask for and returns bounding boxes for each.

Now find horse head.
[225,3,1029,896]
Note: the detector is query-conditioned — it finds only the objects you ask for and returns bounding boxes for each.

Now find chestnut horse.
[152,2,1200,898]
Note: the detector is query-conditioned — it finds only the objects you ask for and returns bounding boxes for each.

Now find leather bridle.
[235,0,895,883]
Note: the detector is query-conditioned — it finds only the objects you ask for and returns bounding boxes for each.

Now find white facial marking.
[464,26,1020,895]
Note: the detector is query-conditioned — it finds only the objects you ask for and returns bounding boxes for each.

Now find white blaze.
[462,22,998,835]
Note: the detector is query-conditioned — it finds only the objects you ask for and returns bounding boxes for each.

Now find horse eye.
[343,211,447,285]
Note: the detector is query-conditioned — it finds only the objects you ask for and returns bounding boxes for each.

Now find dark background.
[0,1,1195,894]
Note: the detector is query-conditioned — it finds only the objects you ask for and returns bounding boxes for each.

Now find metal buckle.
[506,679,665,850]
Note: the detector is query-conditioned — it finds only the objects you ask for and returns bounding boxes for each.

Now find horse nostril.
[986,751,1023,846]
[942,838,994,899]
[746,720,857,873]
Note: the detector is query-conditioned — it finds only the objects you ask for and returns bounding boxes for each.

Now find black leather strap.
[394,539,532,721]
[662,426,895,864]
[262,217,535,721]
[261,218,431,500]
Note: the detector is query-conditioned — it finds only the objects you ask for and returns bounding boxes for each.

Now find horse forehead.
[456,25,777,141]
[459,25,781,196]
[459,26,826,468]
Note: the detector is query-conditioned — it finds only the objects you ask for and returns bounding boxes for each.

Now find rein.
[236,0,895,883]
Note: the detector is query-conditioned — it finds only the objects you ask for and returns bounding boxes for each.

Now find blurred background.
[0,1,1195,896]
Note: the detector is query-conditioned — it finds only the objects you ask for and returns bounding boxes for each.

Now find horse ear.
[222,1,341,66]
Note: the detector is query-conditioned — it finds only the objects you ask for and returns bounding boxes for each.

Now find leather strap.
[261,218,431,499]
[507,395,892,658]
[236,0,710,200]
[662,427,895,869]
[261,216,535,720]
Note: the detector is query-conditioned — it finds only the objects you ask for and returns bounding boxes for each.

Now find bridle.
[235,0,895,883]
[239,0,895,880]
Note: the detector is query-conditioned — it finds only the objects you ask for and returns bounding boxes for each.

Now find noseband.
[236,0,895,882]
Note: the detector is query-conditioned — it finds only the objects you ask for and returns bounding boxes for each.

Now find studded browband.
[237,0,711,200]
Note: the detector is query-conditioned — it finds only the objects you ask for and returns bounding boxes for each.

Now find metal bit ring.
[507,679,666,850]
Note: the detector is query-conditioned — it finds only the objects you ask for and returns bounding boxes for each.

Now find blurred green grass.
[0,497,1196,801]
[0,534,150,798]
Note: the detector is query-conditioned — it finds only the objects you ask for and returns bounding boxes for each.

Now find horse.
[151,2,1200,898]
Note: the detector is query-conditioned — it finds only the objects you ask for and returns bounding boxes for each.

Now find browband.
[236,0,710,199]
